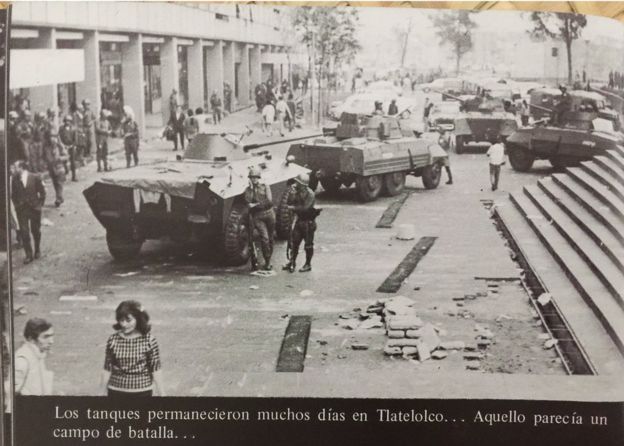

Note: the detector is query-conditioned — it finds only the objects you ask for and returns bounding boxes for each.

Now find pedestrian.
[582,69,587,83]
[30,112,46,173]
[122,106,140,168]
[59,115,78,181]
[169,89,178,120]
[223,82,232,113]
[520,100,530,126]
[101,300,165,397]
[255,83,266,112]
[82,99,96,158]
[487,136,506,192]
[14,318,54,395]
[210,91,223,125]
[283,173,320,273]
[388,99,399,116]
[42,132,66,207]
[261,101,275,136]
[275,96,291,137]
[15,110,34,168]
[423,98,434,128]
[286,93,297,132]
[168,105,186,151]
[95,109,113,172]
[244,167,276,271]
[437,127,453,185]
[11,160,45,263]
[183,108,199,144]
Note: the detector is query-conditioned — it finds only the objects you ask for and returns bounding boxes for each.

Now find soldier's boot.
[445,167,453,185]
[262,245,273,271]
[299,248,313,272]
[23,243,33,264]
[282,255,296,273]
[34,236,41,259]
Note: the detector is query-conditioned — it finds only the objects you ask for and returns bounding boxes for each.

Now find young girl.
[101,300,165,397]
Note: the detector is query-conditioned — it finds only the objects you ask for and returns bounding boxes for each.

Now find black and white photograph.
[5,2,624,439]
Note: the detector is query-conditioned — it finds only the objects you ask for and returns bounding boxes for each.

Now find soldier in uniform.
[243,167,276,271]
[59,115,78,181]
[8,111,22,165]
[42,131,66,207]
[30,112,46,173]
[82,99,96,158]
[15,111,34,169]
[283,173,319,273]
[95,109,113,172]
[122,106,140,168]
[72,103,87,166]
[437,127,453,185]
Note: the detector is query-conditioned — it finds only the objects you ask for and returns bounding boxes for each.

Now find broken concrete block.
[456,302,464,307]
[383,346,402,356]
[359,312,371,320]
[339,320,360,330]
[339,314,355,320]
[388,330,406,338]
[537,293,552,306]
[351,343,369,351]
[431,350,448,360]
[446,310,457,317]
[387,316,424,330]
[417,341,431,361]
[419,324,441,351]
[367,305,384,314]
[360,316,384,329]
[386,339,421,348]
[440,341,465,350]
[465,294,477,300]
[477,339,492,348]
[537,333,551,340]
[478,329,495,339]
[544,339,558,349]
[466,360,481,370]
[402,346,418,356]
[464,344,478,351]
[452,296,465,301]
[405,329,422,339]
[463,352,484,360]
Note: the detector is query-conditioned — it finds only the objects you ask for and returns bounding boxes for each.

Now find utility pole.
[311,31,317,126]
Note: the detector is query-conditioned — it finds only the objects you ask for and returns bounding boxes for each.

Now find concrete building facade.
[9,2,296,132]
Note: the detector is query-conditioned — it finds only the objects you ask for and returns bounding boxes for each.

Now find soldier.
[388,99,398,116]
[210,91,223,125]
[437,127,453,185]
[283,173,319,273]
[15,111,34,170]
[372,101,384,115]
[59,115,78,181]
[82,99,96,158]
[8,110,21,165]
[243,167,276,271]
[122,106,140,168]
[95,109,113,172]
[72,102,87,166]
[30,112,46,173]
[42,132,66,207]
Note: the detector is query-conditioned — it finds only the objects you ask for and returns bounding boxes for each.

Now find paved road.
[10,96,567,397]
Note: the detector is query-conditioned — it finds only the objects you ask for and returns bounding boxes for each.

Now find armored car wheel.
[508,147,534,172]
[356,175,383,202]
[275,189,294,240]
[223,204,251,265]
[106,230,143,261]
[382,172,406,196]
[422,163,442,189]
[320,177,342,195]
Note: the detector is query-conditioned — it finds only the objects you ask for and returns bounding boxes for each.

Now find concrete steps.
[497,155,624,374]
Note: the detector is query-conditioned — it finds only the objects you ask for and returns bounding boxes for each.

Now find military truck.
[451,93,519,154]
[286,113,449,202]
[83,129,309,265]
[505,110,623,171]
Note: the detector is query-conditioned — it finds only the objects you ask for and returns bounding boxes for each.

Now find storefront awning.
[10,49,84,89]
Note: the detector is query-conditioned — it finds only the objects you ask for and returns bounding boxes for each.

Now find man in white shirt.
[274,96,291,137]
[15,318,55,395]
[486,137,506,191]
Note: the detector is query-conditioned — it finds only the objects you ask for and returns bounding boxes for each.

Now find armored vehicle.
[83,129,309,265]
[452,94,518,154]
[286,113,449,202]
[505,110,622,171]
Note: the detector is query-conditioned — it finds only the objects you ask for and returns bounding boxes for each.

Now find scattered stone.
[537,293,552,306]
[465,360,481,370]
[383,346,402,356]
[478,329,495,339]
[359,312,371,320]
[419,324,441,351]
[402,346,418,356]
[464,344,478,351]
[353,307,361,312]
[387,330,406,338]
[446,310,457,317]
[456,302,464,307]
[337,354,347,359]
[405,329,421,339]
[477,339,492,348]
[440,341,465,350]
[366,305,384,314]
[431,350,448,360]
[351,343,369,351]
[249,285,259,290]
[496,314,512,322]
[339,314,355,320]
[339,320,360,330]
[452,296,465,301]
[360,317,384,329]
[413,287,420,291]
[416,341,431,361]
[544,339,558,349]
[464,352,484,360]
[476,292,488,298]
[23,291,38,296]
[465,294,477,300]
[300,289,314,297]
[537,333,551,340]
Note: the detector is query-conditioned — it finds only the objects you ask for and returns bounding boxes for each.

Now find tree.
[528,12,587,84]
[395,18,414,68]
[432,10,477,76]
[293,7,361,123]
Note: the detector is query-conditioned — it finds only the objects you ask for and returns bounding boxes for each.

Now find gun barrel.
[529,103,553,113]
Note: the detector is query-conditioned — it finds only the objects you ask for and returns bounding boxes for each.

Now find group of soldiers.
[608,70,624,91]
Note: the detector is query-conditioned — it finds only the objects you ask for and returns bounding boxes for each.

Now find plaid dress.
[104,332,161,392]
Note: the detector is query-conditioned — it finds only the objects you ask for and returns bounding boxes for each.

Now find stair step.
[496,199,624,374]
[566,167,624,222]
[595,153,624,188]
[552,173,624,243]
[538,178,624,259]
[523,185,624,297]
[605,149,624,173]
[581,161,624,204]
[509,192,624,357]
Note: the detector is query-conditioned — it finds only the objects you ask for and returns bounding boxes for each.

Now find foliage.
[432,10,478,75]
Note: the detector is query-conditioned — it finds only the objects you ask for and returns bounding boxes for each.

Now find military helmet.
[63,115,73,122]
[248,166,261,178]
[294,172,310,186]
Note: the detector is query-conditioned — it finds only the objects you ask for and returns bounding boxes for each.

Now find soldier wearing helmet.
[59,114,78,181]
[95,109,113,172]
[283,172,319,273]
[243,166,276,271]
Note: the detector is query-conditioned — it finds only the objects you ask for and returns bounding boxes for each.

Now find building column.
[206,41,224,106]
[75,30,101,112]
[160,37,179,125]
[222,41,235,109]
[29,28,57,112]
[121,33,145,135]
[187,39,204,112]
[237,43,250,107]
[250,45,261,94]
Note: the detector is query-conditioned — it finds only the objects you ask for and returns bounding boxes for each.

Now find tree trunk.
[565,38,573,85]
[455,42,461,76]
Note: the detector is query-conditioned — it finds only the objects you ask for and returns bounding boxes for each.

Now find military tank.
[505,109,623,171]
[83,128,309,265]
[286,112,449,202]
[448,93,518,154]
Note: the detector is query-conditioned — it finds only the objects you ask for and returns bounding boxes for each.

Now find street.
[10,100,566,397]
